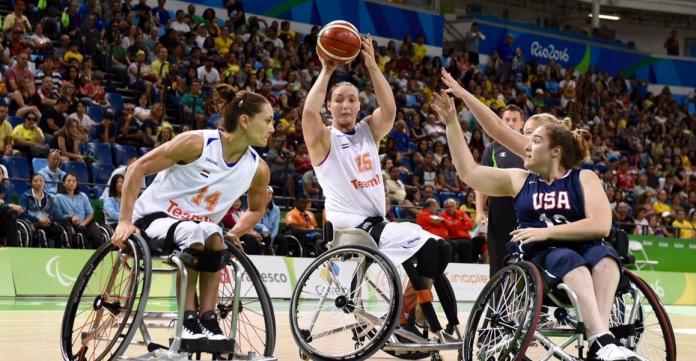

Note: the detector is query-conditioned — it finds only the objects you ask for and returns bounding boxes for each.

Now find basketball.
[317,20,362,64]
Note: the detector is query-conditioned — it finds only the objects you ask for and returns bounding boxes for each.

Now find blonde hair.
[527,113,572,130]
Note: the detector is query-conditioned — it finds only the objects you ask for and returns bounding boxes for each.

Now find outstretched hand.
[431,91,457,124]
[440,69,469,99]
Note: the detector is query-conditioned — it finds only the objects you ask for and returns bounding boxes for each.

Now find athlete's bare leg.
[199,234,225,314]
[561,266,608,336]
[591,258,620,329]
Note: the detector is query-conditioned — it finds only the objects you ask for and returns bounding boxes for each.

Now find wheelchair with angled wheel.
[462,229,676,361]
[289,222,464,361]
[60,232,277,361]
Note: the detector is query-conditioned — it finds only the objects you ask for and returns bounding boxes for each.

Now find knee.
[592,257,619,276]
[205,233,224,251]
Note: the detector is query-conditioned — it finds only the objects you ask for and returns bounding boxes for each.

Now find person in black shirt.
[225,0,246,31]
[475,104,525,276]
[39,97,70,137]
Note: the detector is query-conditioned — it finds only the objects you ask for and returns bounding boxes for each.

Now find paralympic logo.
[45,256,77,287]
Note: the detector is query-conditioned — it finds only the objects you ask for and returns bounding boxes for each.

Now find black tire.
[615,271,677,361]
[463,261,543,361]
[219,244,276,357]
[286,235,304,257]
[60,234,152,361]
[16,219,32,247]
[290,245,402,361]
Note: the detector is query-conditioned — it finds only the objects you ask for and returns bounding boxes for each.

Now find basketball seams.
[317,21,362,62]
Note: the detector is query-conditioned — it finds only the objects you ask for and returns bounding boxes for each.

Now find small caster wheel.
[299,350,309,360]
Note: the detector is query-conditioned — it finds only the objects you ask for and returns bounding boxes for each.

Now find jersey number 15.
[355,152,373,173]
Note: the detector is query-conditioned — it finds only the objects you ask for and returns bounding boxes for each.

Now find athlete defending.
[302,35,453,332]
[432,90,639,361]
[111,88,274,340]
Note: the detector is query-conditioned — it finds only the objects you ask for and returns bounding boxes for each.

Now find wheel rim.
[466,265,539,361]
[612,273,674,361]
[61,241,147,361]
[291,247,400,359]
[218,257,273,356]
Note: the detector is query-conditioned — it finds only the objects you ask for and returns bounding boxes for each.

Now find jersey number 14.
[192,186,222,212]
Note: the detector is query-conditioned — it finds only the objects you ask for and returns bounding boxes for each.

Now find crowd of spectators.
[0,0,694,255]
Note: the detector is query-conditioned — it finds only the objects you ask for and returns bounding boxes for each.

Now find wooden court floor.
[1,299,695,360]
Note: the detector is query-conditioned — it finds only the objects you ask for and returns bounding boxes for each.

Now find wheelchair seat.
[324,221,379,251]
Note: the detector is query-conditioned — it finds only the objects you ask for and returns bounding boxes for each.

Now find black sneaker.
[588,333,628,361]
[182,311,205,340]
[200,311,226,340]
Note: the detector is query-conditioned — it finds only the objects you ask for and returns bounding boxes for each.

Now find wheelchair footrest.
[382,340,463,353]
[170,338,236,353]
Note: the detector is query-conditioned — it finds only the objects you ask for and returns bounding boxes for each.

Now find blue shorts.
[508,240,621,287]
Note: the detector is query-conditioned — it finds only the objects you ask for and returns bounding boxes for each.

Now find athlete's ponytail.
[543,124,592,169]
[214,84,270,133]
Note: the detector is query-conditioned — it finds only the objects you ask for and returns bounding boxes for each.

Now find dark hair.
[58,172,81,194]
[214,84,270,133]
[327,81,358,101]
[502,104,525,121]
[109,174,124,198]
[542,123,591,169]
[294,197,308,207]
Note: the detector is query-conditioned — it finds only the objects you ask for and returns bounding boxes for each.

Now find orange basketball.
[317,20,362,65]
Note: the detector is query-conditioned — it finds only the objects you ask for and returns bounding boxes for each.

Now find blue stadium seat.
[88,142,113,165]
[112,144,138,166]
[8,116,23,128]
[90,163,114,186]
[106,93,124,114]
[1,156,31,179]
[8,180,30,199]
[61,161,89,184]
[32,157,48,173]
[86,105,104,122]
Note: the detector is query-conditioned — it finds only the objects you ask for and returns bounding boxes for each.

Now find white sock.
[588,332,611,345]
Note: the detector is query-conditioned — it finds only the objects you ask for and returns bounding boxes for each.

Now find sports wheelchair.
[462,229,676,361]
[290,222,464,361]
[60,233,277,361]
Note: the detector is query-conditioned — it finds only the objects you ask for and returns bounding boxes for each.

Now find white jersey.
[314,121,432,266]
[314,121,385,229]
[133,129,260,224]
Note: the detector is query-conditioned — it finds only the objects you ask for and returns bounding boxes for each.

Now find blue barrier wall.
[185,0,444,47]
[474,14,696,87]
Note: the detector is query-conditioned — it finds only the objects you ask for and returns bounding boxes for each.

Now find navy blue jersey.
[513,169,600,246]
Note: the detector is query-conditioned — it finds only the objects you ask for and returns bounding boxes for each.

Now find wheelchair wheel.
[218,244,276,358]
[290,245,402,361]
[463,261,543,361]
[60,235,152,361]
[16,219,32,247]
[286,235,304,257]
[611,270,676,361]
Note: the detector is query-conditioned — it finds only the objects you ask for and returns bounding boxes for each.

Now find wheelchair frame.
[463,229,676,361]
[60,234,277,361]
[290,226,465,361]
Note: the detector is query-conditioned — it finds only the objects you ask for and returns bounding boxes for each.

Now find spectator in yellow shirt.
[2,0,31,33]
[672,208,695,239]
[150,47,170,80]
[214,26,234,55]
[12,114,49,157]
[64,42,84,65]
[413,35,427,64]
[652,189,673,215]
[0,104,13,156]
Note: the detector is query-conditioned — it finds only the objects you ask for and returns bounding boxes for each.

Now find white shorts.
[144,217,224,250]
[378,222,436,266]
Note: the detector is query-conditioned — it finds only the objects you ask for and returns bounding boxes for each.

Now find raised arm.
[432,91,527,197]
[441,69,528,158]
[363,35,396,142]
[111,131,203,247]
[302,56,334,165]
